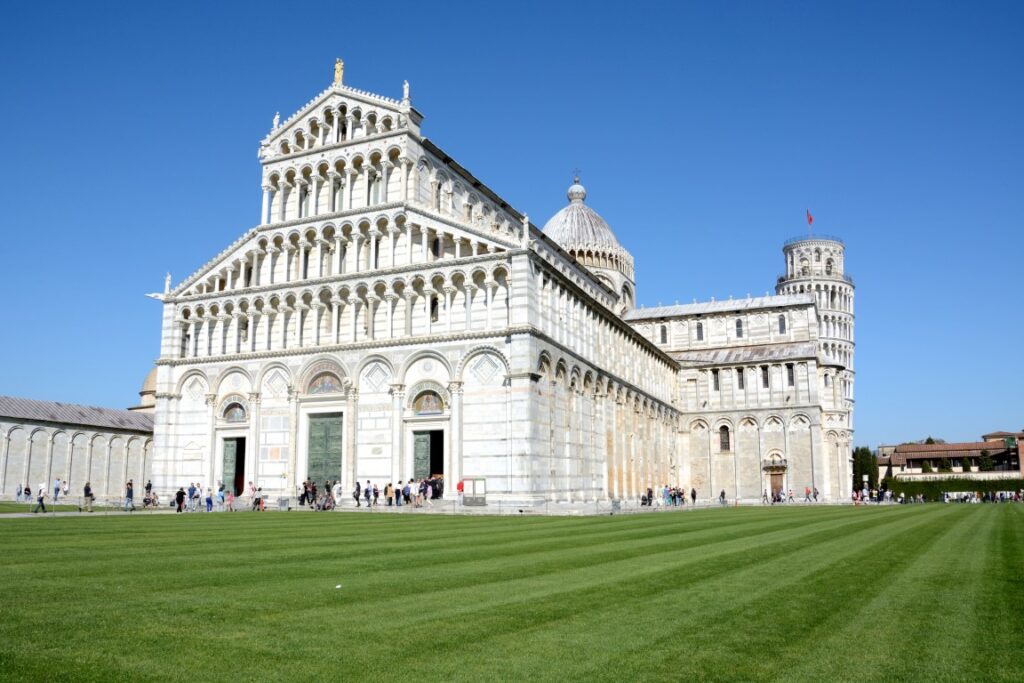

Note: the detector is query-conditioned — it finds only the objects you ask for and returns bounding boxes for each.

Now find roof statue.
[272,112,280,128]
[164,272,171,294]
[334,58,344,86]
[402,79,410,101]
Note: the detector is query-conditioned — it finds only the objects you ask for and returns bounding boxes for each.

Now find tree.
[925,436,936,444]
[979,450,995,472]
[852,446,876,490]
[922,461,934,474]
[939,458,952,473]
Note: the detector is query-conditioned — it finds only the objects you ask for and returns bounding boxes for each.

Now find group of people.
[640,486,697,507]
[352,476,446,509]
[171,481,256,513]
[16,478,69,504]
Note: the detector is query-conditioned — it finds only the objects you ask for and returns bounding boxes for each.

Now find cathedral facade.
[150,66,854,504]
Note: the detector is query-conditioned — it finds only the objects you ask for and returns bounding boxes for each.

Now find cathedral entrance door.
[770,472,784,498]
[413,430,444,480]
[223,438,246,496]
[307,413,344,485]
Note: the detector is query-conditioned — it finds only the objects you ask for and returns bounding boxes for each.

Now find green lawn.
[0,505,1021,682]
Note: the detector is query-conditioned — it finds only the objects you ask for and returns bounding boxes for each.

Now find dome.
[139,367,157,408]
[541,178,623,252]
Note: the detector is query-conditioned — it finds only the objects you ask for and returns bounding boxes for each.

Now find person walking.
[804,486,812,503]
[226,490,235,512]
[353,480,362,507]
[32,483,47,514]
[82,482,94,513]
[457,479,465,506]
[61,480,69,501]
[690,488,697,506]
[124,480,136,512]
[53,477,62,502]
[363,481,372,508]
[175,487,186,513]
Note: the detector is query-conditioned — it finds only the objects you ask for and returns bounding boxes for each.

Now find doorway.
[413,430,444,480]
[770,472,784,498]
[307,413,344,485]
[223,438,246,496]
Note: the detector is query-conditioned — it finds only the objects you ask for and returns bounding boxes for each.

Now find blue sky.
[0,1,1020,447]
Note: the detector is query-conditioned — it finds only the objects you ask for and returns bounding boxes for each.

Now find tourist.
[372,482,380,506]
[403,480,412,506]
[364,481,372,508]
[787,489,795,503]
[353,480,362,507]
[217,485,225,511]
[385,483,393,506]
[145,479,152,499]
[62,480,69,500]
[33,483,48,514]
[53,477,61,502]
[226,490,235,512]
[175,487,186,512]
[457,479,465,505]
[804,486,812,503]
[813,487,820,502]
[83,482,94,513]
[124,480,136,512]
[205,488,213,512]
[690,488,697,505]
[15,484,22,503]
[719,489,727,506]
[762,489,769,504]
[187,483,196,511]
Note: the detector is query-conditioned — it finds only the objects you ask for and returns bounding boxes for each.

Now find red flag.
[806,209,814,227]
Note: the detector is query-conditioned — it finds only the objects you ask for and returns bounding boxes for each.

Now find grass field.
[0,505,1021,682]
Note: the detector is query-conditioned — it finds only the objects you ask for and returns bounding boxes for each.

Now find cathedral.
[150,62,855,505]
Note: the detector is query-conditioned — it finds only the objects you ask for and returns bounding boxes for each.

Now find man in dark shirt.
[175,488,186,513]
[83,482,94,513]
[124,480,136,512]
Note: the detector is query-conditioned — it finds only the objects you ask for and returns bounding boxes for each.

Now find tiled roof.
[624,294,814,320]
[670,341,818,367]
[890,441,1014,464]
[0,395,153,433]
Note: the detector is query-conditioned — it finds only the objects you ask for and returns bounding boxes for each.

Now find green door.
[413,432,431,480]
[307,414,344,484]
[223,440,237,493]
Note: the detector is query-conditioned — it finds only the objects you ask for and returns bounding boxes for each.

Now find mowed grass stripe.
[427,505,951,681]
[0,506,1021,683]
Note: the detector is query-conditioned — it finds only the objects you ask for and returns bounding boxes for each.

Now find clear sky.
[0,1,1020,448]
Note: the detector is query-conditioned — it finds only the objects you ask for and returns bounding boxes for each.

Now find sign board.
[464,477,487,506]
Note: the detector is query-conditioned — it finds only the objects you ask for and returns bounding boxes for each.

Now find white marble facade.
[151,68,854,504]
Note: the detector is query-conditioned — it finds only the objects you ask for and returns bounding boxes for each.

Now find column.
[232,314,242,354]
[348,169,358,210]
[350,235,362,274]
[327,172,340,212]
[464,284,476,331]
[279,308,290,349]
[179,321,191,358]
[421,227,429,262]
[390,384,404,483]
[313,240,323,279]
[330,297,342,344]
[402,292,415,336]
[294,304,307,347]
[250,312,260,352]
[484,279,497,330]
[267,247,279,284]
[365,295,379,340]
[389,226,400,268]
[449,381,464,492]
[399,157,411,203]
[334,237,346,274]
[261,185,272,225]
[348,299,359,342]
[312,303,324,346]
[369,229,381,270]
[380,161,391,203]
[424,292,432,336]
[407,223,415,265]
[266,312,275,351]
[384,294,397,339]
[444,286,456,334]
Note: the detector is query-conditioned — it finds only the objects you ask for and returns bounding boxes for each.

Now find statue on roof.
[164,272,171,294]
[334,58,344,86]
[272,112,280,128]
[403,80,410,101]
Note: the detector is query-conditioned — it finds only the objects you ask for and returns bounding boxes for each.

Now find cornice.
[168,250,519,307]
[262,128,414,167]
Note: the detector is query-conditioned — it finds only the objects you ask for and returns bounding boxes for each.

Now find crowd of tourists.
[350,476,446,509]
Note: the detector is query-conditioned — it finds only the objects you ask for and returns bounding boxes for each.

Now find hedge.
[885,477,1024,500]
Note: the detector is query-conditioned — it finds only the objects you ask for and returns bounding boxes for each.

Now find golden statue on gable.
[333,58,344,86]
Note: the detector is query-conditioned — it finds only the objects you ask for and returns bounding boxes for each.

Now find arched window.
[778,314,787,334]
[696,322,704,341]
[825,259,833,275]
[800,259,809,276]
[413,391,444,415]
[814,249,821,262]
[659,325,668,344]
[736,319,743,338]
[719,425,730,451]
[224,403,246,423]
[308,372,343,394]
[430,296,439,322]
